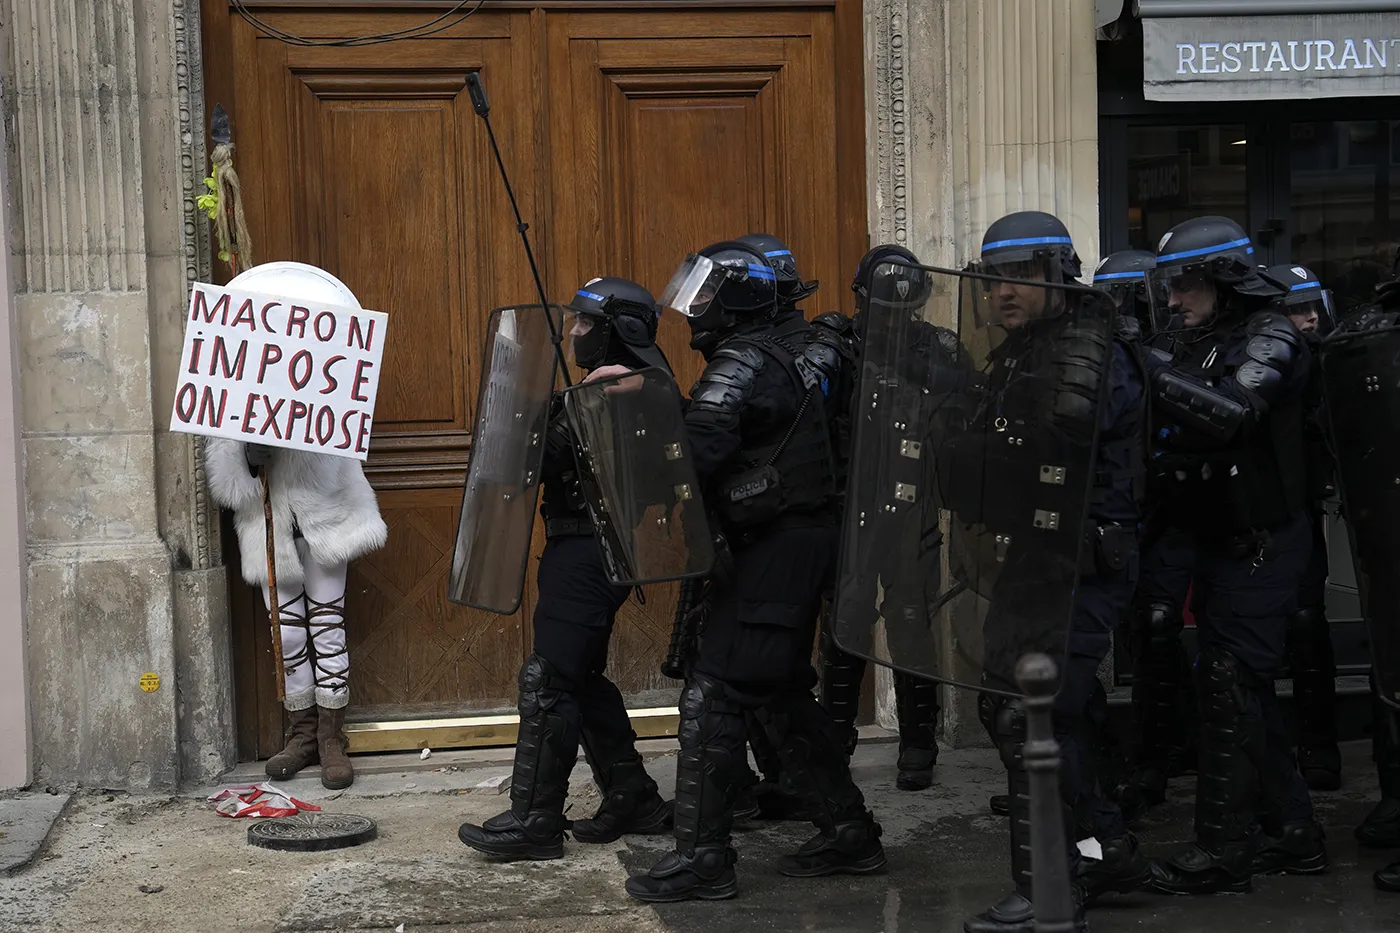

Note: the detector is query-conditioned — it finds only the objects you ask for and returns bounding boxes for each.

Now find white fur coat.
[204,439,388,586]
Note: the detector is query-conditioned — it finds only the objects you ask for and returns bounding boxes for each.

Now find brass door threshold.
[346,705,680,754]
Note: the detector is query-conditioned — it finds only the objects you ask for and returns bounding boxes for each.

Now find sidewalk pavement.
[0,734,1394,933]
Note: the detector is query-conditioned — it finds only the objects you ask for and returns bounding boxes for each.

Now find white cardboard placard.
[169,282,388,461]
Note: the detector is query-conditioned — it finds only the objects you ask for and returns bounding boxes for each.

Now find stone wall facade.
[2,0,232,789]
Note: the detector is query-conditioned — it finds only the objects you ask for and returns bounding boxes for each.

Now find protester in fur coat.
[202,262,387,789]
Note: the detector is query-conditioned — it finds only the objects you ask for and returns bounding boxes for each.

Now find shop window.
[1124,124,1247,253]
[1291,120,1400,316]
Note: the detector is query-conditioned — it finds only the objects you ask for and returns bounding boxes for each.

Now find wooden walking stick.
[260,467,286,703]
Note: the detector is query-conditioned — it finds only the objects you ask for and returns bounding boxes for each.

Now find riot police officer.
[457,277,674,860]
[956,212,1150,933]
[815,244,946,792]
[1096,248,1202,823]
[625,240,884,902]
[1093,249,1159,334]
[1141,217,1326,895]
[1314,260,1400,891]
[1268,263,1341,792]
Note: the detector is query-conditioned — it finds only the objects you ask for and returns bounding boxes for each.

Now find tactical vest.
[712,322,838,531]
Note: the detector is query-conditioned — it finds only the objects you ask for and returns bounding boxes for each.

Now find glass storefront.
[1291,120,1400,317]
[1125,124,1247,253]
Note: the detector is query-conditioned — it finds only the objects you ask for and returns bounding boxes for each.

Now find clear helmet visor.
[659,254,727,318]
[965,258,1064,330]
[1283,287,1335,336]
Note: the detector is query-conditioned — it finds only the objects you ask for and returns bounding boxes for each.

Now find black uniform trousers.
[1138,515,1315,843]
[531,533,642,779]
[675,521,872,853]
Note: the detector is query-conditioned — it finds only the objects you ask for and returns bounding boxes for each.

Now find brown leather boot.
[317,705,354,789]
[265,707,319,779]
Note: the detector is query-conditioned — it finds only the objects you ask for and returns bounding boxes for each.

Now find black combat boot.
[1252,820,1328,876]
[571,756,672,844]
[1116,602,1193,822]
[757,689,886,878]
[1148,647,1260,895]
[1289,604,1341,791]
[627,673,743,903]
[458,655,575,860]
[894,671,939,791]
[966,696,1087,933]
[1079,834,1152,903]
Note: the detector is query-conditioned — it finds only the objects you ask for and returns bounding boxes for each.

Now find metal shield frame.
[447,304,563,613]
[832,260,1114,698]
[561,366,714,585]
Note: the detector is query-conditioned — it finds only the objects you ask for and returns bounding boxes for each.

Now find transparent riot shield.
[1320,318,1400,709]
[832,261,1115,697]
[447,305,563,613]
[562,367,713,585]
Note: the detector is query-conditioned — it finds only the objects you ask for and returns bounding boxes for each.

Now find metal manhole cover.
[247,812,377,852]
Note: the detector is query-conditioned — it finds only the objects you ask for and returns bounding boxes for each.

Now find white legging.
[262,542,349,712]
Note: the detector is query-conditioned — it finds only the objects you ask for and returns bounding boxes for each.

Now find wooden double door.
[203,0,867,758]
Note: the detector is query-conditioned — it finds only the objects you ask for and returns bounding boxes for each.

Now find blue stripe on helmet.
[575,289,606,302]
[746,263,777,280]
[983,235,1075,251]
[1290,281,1321,291]
[1094,270,1146,282]
[1158,236,1253,265]
[763,249,793,258]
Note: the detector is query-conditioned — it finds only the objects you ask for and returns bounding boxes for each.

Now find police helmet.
[1093,249,1159,318]
[979,211,1081,281]
[1153,216,1284,299]
[851,244,932,315]
[565,276,671,373]
[737,233,818,307]
[1266,263,1334,336]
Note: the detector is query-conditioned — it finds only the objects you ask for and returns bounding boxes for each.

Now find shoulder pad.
[1114,315,1143,343]
[1246,311,1305,347]
[930,324,961,359]
[688,343,766,411]
[812,311,854,337]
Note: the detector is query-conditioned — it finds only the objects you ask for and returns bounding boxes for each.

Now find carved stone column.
[3,0,231,786]
[864,0,1101,745]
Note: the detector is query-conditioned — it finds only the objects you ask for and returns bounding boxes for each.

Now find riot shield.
[562,367,713,584]
[832,262,1114,697]
[448,304,563,613]
[1320,319,1400,709]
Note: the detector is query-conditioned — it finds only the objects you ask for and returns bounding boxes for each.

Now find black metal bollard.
[1016,652,1077,933]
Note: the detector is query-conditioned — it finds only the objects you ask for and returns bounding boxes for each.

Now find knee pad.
[518,653,573,718]
[677,672,743,749]
[1134,601,1183,646]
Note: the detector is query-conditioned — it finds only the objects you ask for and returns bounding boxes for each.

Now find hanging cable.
[230,0,488,48]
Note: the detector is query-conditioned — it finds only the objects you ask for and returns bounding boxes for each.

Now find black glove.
[244,443,275,470]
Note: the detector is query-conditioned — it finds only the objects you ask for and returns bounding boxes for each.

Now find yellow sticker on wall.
[139,672,161,693]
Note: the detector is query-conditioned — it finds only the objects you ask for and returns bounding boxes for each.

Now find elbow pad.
[1151,368,1248,442]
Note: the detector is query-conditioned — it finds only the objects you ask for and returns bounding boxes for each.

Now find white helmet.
[228,261,362,310]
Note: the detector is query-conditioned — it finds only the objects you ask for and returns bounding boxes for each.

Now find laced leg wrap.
[301,553,350,709]
[265,582,312,711]
[511,654,579,819]
[674,672,746,855]
[755,689,871,837]
[818,622,865,757]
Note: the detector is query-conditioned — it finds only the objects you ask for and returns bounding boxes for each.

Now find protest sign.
[169,282,388,461]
